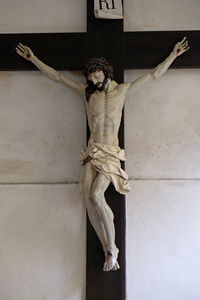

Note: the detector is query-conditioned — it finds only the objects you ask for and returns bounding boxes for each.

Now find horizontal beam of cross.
[123,30,200,69]
[0,33,88,71]
[0,31,199,71]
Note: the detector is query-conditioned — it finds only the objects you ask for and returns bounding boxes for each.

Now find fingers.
[182,40,189,52]
[19,43,25,48]
[182,41,189,49]
[182,39,188,46]
[15,43,25,55]
[15,43,32,60]
[16,48,24,57]
[15,43,30,53]
[175,37,189,56]
[177,37,188,47]
[182,46,190,54]
[180,37,189,49]
[180,36,187,44]
[17,43,25,52]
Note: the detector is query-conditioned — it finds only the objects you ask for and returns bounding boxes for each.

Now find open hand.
[15,43,34,61]
[173,37,190,57]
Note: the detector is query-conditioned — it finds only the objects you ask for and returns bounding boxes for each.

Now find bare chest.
[86,88,125,121]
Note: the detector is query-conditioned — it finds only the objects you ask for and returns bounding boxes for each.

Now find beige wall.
[124,3,200,297]
[0,70,87,300]
[0,71,85,183]
[0,1,87,299]
[125,69,200,179]
[0,0,86,33]
[124,0,200,31]
[126,180,200,300]
[125,69,200,300]
[0,185,86,300]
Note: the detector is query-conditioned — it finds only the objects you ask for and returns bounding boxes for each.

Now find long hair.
[83,57,114,102]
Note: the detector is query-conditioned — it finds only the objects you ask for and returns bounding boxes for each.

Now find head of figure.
[83,57,114,102]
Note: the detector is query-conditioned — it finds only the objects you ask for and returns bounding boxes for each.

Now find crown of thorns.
[84,57,114,80]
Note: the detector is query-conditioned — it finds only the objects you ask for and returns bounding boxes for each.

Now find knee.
[82,192,91,207]
[84,196,94,210]
[82,188,94,210]
[81,182,90,199]
[91,189,104,209]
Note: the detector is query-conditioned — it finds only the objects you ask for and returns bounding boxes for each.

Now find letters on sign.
[94,0,123,19]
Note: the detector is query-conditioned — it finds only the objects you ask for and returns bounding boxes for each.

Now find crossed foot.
[103,248,120,272]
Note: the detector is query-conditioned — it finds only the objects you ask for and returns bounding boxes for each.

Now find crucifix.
[0,0,197,299]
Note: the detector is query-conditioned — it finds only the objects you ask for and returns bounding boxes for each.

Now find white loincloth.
[80,143,130,195]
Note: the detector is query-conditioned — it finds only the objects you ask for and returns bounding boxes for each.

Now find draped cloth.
[80,143,130,195]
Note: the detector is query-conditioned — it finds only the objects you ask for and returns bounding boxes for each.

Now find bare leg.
[91,173,120,271]
[81,163,108,254]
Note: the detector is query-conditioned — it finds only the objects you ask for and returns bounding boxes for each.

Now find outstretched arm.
[16,43,86,95]
[126,37,189,91]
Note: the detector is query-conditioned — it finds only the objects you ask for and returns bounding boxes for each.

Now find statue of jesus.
[16,37,189,271]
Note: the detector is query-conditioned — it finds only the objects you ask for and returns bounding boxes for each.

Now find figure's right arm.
[15,43,86,95]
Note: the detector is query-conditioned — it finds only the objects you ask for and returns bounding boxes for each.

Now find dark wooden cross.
[0,1,199,299]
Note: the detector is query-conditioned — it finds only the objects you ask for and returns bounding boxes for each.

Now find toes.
[103,261,106,271]
[103,262,109,272]
[103,261,113,272]
[103,250,120,272]
[112,261,120,271]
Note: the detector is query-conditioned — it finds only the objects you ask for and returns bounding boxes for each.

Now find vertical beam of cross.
[86,1,126,300]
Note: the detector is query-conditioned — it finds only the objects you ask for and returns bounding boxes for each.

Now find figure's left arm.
[125,37,189,91]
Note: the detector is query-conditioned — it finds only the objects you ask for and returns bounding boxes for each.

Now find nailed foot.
[103,249,120,272]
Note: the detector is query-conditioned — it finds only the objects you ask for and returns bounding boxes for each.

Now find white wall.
[125,69,200,300]
[0,1,87,300]
[125,69,200,179]
[0,185,86,300]
[125,2,200,298]
[124,0,200,31]
[0,0,86,33]
[0,71,85,183]
[0,70,87,300]
[126,180,200,300]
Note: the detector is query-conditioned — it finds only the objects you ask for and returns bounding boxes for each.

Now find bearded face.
[87,70,108,91]
[84,58,114,101]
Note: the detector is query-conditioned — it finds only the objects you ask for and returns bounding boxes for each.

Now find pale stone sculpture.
[16,38,189,271]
